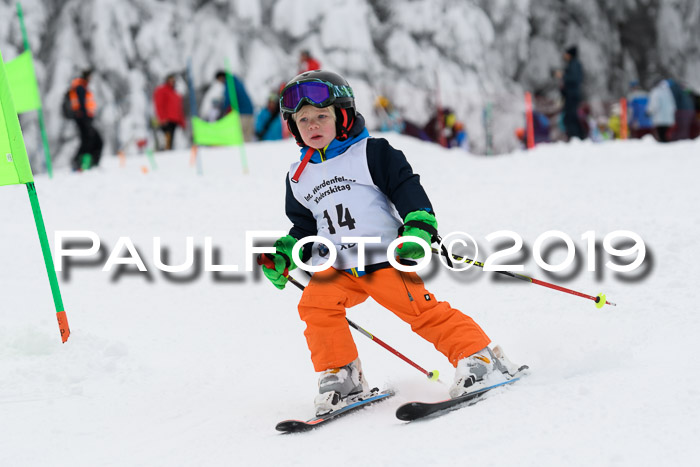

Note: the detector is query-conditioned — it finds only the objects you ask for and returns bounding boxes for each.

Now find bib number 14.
[323,204,356,234]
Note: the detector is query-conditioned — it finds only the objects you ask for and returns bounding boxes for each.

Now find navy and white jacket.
[285,114,433,274]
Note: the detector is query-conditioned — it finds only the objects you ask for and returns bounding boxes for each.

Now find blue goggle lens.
[280,82,332,112]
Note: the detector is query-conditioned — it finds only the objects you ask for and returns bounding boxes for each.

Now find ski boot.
[449,346,528,399]
[314,357,370,416]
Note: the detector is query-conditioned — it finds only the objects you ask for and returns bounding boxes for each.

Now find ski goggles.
[280,80,354,114]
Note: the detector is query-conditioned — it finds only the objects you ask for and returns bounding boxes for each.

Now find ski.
[396,372,527,422]
[276,389,394,433]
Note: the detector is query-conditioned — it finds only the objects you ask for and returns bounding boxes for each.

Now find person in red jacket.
[153,73,185,150]
[298,50,321,73]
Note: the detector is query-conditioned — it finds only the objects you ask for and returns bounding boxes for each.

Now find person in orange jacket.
[260,70,526,416]
[69,69,103,170]
[153,73,186,150]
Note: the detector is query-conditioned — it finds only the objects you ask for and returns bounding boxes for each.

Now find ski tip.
[276,419,312,433]
[395,402,422,421]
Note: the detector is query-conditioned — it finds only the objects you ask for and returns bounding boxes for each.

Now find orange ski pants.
[298,267,491,372]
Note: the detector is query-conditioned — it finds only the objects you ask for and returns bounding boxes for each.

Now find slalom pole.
[185,59,203,176]
[26,182,70,342]
[620,97,628,139]
[224,59,249,175]
[189,145,198,167]
[257,254,441,382]
[0,44,67,342]
[524,92,535,149]
[432,248,617,308]
[483,101,494,155]
[145,148,157,170]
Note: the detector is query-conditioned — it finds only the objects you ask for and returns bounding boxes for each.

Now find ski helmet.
[279,70,357,145]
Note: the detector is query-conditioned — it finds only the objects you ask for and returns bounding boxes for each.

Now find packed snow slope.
[1,134,699,466]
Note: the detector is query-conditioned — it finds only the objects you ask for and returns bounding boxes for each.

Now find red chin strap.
[290,108,355,182]
[337,108,355,140]
[291,147,315,183]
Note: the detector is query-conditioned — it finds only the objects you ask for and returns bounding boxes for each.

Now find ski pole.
[286,274,442,383]
[257,254,442,382]
[432,247,617,308]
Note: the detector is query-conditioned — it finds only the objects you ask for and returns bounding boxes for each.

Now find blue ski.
[276,389,394,433]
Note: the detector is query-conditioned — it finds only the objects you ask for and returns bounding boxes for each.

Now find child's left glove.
[396,210,438,259]
[258,235,298,290]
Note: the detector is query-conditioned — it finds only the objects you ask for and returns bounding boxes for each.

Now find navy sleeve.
[285,175,316,262]
[366,138,434,219]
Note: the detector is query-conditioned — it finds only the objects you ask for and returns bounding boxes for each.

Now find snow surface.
[1,135,700,466]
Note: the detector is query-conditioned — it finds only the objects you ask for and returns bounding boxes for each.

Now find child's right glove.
[258,235,298,290]
[396,210,438,259]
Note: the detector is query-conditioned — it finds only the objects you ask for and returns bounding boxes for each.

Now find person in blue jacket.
[220,72,254,141]
[627,81,654,139]
[254,92,283,141]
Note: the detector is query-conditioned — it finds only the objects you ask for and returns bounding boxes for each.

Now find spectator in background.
[423,107,458,147]
[451,121,469,151]
[557,45,585,140]
[401,120,430,142]
[532,111,551,144]
[299,50,321,73]
[200,71,227,122]
[604,102,621,140]
[515,109,551,147]
[153,73,185,150]
[221,73,255,142]
[648,79,676,143]
[627,81,654,139]
[374,96,405,133]
[692,92,700,139]
[68,69,103,170]
[401,107,467,149]
[255,92,283,141]
[667,79,695,140]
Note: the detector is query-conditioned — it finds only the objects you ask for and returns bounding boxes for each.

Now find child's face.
[294,106,337,149]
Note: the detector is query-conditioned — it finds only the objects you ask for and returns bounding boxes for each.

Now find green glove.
[396,210,438,259]
[259,235,299,290]
[261,254,290,290]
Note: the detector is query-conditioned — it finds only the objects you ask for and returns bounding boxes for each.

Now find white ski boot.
[314,358,370,416]
[491,344,528,377]
[449,345,526,399]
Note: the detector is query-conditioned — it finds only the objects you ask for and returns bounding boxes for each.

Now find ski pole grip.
[257,253,276,270]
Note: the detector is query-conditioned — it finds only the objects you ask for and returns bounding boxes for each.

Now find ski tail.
[276,388,394,433]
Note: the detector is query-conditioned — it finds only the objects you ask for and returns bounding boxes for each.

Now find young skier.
[260,70,523,415]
